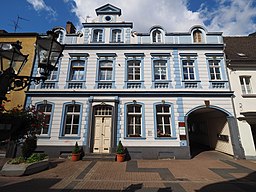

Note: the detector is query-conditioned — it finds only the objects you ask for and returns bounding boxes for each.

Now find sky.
[1,0,256,36]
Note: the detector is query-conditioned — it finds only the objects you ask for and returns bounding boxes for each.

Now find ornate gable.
[95,4,121,16]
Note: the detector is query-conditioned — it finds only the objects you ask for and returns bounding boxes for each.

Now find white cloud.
[199,0,256,35]
[66,0,256,35]
[27,0,56,18]
[69,0,203,33]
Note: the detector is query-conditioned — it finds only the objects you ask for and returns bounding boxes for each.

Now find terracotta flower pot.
[116,153,125,162]
[71,153,80,161]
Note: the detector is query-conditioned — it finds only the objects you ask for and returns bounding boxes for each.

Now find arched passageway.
[186,107,234,158]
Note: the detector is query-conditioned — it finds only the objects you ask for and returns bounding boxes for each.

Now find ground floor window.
[155,104,173,137]
[36,103,53,135]
[126,104,142,137]
[62,104,81,136]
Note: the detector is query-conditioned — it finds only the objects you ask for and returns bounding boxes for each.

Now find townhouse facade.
[224,35,256,160]
[26,4,245,159]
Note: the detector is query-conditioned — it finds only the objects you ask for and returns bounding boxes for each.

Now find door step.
[82,153,116,161]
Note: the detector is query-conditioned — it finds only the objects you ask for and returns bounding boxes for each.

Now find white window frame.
[47,64,59,81]
[240,76,252,94]
[69,60,85,81]
[127,104,142,137]
[154,60,167,81]
[127,60,141,81]
[156,104,172,137]
[112,29,122,43]
[36,104,52,135]
[152,30,162,43]
[182,59,195,80]
[63,104,81,136]
[93,29,103,42]
[193,30,203,43]
[209,60,221,80]
[99,60,113,81]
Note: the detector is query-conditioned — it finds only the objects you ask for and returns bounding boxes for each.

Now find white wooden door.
[93,116,111,153]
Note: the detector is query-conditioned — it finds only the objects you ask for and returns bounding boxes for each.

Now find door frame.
[85,97,119,154]
[93,115,112,153]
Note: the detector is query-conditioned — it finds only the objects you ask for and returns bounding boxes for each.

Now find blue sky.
[1,0,256,35]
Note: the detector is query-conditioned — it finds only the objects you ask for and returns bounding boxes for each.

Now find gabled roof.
[95,4,121,16]
[224,36,256,63]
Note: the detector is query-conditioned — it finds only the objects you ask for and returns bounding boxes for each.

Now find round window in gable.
[105,16,112,22]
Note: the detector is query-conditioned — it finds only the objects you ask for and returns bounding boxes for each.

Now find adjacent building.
[26,4,245,159]
[224,35,256,159]
[0,30,38,110]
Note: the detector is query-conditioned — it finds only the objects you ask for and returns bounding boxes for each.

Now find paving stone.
[0,151,256,192]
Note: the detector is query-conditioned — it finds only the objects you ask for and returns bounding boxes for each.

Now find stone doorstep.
[82,153,116,161]
[0,159,49,177]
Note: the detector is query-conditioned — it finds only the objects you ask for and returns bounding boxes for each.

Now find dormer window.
[152,30,162,43]
[111,29,122,43]
[58,31,64,43]
[93,29,104,43]
[53,29,65,44]
[193,30,203,43]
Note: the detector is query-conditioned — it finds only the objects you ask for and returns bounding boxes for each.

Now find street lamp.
[0,30,64,103]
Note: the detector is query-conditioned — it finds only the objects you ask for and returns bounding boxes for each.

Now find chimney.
[66,21,76,34]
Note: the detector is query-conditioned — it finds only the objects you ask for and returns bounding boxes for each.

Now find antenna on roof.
[12,15,29,32]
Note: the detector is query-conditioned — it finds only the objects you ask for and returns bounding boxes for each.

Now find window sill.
[96,80,114,83]
[128,134,141,137]
[241,94,256,98]
[91,41,105,43]
[155,136,177,140]
[109,41,124,43]
[125,80,145,83]
[38,135,51,139]
[67,80,85,82]
[59,136,81,140]
[182,80,201,82]
[125,136,146,140]
[44,80,58,82]
[209,80,228,82]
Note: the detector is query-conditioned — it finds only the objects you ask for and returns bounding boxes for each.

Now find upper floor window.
[193,30,203,43]
[69,60,85,81]
[240,76,252,94]
[152,30,162,43]
[182,59,195,80]
[111,29,122,43]
[125,54,144,89]
[36,103,53,135]
[127,59,141,81]
[126,104,142,137]
[93,29,103,43]
[62,104,81,136]
[155,104,173,137]
[154,60,167,81]
[47,63,59,81]
[209,60,221,80]
[99,60,113,81]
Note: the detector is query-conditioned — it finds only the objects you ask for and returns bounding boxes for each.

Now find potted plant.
[71,142,80,161]
[116,141,125,162]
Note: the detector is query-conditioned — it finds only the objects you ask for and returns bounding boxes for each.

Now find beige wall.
[228,68,256,158]
[0,36,37,110]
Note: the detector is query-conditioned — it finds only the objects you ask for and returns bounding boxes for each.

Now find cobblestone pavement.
[0,151,256,192]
